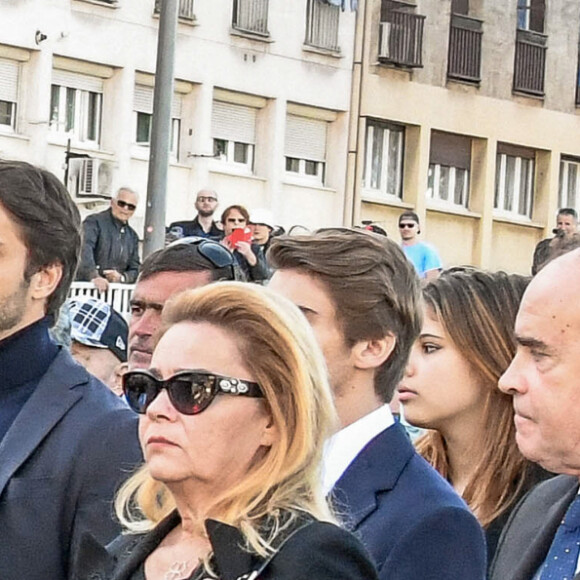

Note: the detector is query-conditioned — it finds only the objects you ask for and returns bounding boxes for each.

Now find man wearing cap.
[76,187,141,292]
[398,211,442,281]
[69,297,128,393]
[128,237,237,369]
[167,188,223,242]
[0,160,141,580]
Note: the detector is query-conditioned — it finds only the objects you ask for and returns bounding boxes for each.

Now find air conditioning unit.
[379,22,393,59]
[69,158,114,199]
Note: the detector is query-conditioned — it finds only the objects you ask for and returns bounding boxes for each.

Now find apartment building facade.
[0,0,355,234]
[348,0,580,273]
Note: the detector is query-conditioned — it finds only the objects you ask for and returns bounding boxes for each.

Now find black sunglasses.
[116,200,137,211]
[123,369,263,415]
[399,223,416,229]
[168,236,236,280]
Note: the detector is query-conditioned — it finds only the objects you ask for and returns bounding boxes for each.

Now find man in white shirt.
[268,228,486,580]
[490,248,580,580]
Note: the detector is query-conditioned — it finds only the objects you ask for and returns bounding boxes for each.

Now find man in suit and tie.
[0,161,142,580]
[268,228,486,579]
[491,248,580,580]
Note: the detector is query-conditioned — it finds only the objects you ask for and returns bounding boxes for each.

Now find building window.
[49,70,103,144]
[305,0,340,53]
[133,84,181,157]
[427,132,471,208]
[494,144,535,219]
[0,59,19,132]
[233,0,269,36]
[154,0,195,21]
[517,0,545,33]
[559,157,580,211]
[212,100,257,172]
[379,1,425,68]
[363,120,404,198]
[284,114,327,184]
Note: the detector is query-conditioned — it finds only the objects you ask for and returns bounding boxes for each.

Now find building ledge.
[426,202,481,220]
[282,179,336,193]
[492,214,544,229]
[230,28,273,43]
[73,0,119,8]
[361,192,414,209]
[302,44,342,59]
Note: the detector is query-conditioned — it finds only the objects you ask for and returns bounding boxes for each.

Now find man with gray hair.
[76,186,141,292]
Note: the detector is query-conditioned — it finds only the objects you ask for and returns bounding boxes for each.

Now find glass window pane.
[136,112,152,143]
[559,161,566,208]
[439,166,450,201]
[567,163,578,208]
[234,142,248,164]
[494,155,502,208]
[519,159,531,216]
[50,85,60,128]
[387,129,402,196]
[0,101,13,126]
[213,139,227,158]
[286,157,299,172]
[504,156,516,211]
[305,160,318,175]
[454,168,468,206]
[370,125,384,189]
[427,164,435,198]
[65,88,76,133]
[87,92,100,142]
[171,118,180,155]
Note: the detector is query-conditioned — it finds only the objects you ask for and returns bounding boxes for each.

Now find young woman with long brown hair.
[398,268,550,563]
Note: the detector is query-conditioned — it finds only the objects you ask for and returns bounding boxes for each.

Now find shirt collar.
[322,404,394,495]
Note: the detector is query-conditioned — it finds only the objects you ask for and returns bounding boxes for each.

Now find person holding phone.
[220,204,269,282]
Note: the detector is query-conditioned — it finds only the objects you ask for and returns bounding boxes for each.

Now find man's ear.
[29,263,63,302]
[352,334,396,371]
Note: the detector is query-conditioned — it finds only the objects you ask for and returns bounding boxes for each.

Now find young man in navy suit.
[268,228,486,579]
[0,161,142,580]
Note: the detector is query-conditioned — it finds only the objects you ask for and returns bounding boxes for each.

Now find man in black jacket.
[0,160,141,580]
[77,187,141,291]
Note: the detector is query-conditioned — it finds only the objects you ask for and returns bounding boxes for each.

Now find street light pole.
[143,0,179,257]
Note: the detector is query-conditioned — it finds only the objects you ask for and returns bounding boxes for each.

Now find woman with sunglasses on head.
[73,282,378,580]
[220,205,270,283]
[398,268,551,565]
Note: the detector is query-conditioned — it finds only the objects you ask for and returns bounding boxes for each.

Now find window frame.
[559,157,580,212]
[363,120,405,200]
[427,163,470,208]
[213,138,255,172]
[494,152,535,219]
[133,111,181,159]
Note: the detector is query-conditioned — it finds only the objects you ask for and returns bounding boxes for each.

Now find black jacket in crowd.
[76,208,141,283]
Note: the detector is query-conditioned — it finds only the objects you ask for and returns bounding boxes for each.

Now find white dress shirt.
[322,404,395,495]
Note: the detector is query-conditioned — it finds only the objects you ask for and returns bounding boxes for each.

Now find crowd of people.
[2,158,580,580]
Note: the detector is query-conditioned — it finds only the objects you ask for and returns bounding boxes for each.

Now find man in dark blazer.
[491,248,580,580]
[0,161,142,580]
[268,228,487,579]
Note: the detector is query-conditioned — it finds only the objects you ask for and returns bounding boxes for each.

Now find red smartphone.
[227,227,253,246]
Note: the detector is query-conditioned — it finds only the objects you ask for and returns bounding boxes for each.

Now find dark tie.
[542,495,580,580]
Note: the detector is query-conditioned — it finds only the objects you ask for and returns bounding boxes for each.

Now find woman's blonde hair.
[116,282,338,556]
[415,268,532,527]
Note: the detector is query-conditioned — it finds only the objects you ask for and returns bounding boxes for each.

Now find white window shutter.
[212,101,256,144]
[52,70,104,93]
[171,93,182,119]
[134,85,153,114]
[285,115,327,162]
[0,59,19,102]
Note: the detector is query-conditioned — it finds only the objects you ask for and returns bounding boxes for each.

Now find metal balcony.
[305,0,340,53]
[513,29,547,96]
[233,0,269,36]
[447,14,482,83]
[379,10,425,68]
[154,0,195,21]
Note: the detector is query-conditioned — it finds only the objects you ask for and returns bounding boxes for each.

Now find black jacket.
[72,511,379,580]
[77,208,141,283]
[167,216,223,241]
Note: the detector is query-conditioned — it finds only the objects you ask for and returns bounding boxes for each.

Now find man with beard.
[128,237,237,369]
[167,188,223,242]
[0,161,141,580]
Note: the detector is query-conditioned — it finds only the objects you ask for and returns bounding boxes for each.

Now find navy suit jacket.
[0,349,142,580]
[332,422,487,579]
[490,474,580,580]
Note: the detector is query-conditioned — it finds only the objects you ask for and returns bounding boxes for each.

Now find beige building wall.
[351,0,580,274]
[0,0,356,235]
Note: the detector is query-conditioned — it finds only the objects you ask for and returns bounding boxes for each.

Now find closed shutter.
[52,70,103,93]
[0,59,19,102]
[134,85,183,119]
[285,114,327,162]
[212,101,256,144]
[430,131,471,170]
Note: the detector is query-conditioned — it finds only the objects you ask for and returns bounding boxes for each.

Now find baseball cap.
[398,211,420,226]
[68,297,128,362]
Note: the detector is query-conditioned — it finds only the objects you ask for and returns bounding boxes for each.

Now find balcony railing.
[379,10,425,68]
[513,29,547,96]
[447,14,483,83]
[154,0,195,21]
[305,0,340,53]
[233,0,269,36]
